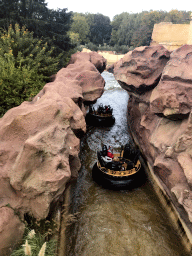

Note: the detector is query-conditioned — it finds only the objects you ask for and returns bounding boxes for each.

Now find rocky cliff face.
[112,44,192,237]
[0,51,106,255]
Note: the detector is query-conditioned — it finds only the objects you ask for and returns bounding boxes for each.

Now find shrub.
[84,42,98,52]
[0,24,63,116]
[0,52,45,116]
[0,24,61,78]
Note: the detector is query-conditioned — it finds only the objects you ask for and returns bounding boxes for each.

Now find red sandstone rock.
[150,45,192,119]
[0,207,25,255]
[68,51,107,73]
[63,61,105,102]
[0,51,106,254]
[114,45,192,233]
[114,45,170,94]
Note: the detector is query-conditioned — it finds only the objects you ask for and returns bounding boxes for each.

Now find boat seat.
[97,151,105,166]
[123,144,132,159]
[123,144,140,164]
[101,145,108,157]
[133,150,140,164]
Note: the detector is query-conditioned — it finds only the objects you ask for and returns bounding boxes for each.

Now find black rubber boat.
[92,143,145,190]
[85,104,115,127]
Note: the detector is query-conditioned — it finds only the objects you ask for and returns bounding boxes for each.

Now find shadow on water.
[65,72,190,256]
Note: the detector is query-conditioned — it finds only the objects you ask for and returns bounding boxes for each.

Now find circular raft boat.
[92,144,146,190]
[85,104,115,127]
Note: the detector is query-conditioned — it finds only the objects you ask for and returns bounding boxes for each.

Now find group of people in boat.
[97,144,140,171]
[89,104,113,116]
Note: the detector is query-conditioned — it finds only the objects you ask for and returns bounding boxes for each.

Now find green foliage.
[69,12,112,46]
[0,51,45,116]
[70,13,90,44]
[0,24,60,77]
[11,227,57,256]
[0,0,19,29]
[0,24,62,116]
[88,13,112,45]
[68,31,80,45]
[81,10,191,52]
[110,10,191,48]
[165,9,190,24]
[84,42,98,52]
[0,0,73,64]
[11,215,59,256]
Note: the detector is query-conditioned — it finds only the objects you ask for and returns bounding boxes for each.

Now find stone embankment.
[0,51,106,255]
[109,44,192,250]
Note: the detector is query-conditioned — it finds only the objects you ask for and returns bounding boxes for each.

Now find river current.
[66,71,190,256]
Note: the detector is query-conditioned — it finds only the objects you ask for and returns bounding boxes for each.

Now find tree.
[131,11,165,47]
[89,13,112,45]
[70,13,90,44]
[166,9,186,24]
[110,13,126,46]
[0,0,19,29]
[68,31,80,45]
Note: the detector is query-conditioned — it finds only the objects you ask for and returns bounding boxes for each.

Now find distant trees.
[0,3,190,56]
[88,13,112,45]
[69,13,90,44]
[69,12,112,46]
[110,10,191,50]
[68,10,191,54]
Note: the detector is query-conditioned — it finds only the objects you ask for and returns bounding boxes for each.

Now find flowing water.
[66,71,190,256]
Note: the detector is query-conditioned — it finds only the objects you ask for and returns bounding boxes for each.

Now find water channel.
[65,71,190,256]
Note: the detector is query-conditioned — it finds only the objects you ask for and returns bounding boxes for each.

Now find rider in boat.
[107,146,114,159]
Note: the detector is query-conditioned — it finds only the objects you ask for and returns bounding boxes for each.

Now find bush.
[111,44,129,54]
[0,52,45,116]
[0,24,63,116]
[0,24,61,78]
[84,42,98,52]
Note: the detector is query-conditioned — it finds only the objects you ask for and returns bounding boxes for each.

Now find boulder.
[68,51,107,73]
[0,207,25,256]
[114,45,192,234]
[0,51,106,254]
[114,45,170,94]
[150,45,192,119]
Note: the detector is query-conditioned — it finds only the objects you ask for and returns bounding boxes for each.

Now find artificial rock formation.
[112,44,192,237]
[0,51,106,255]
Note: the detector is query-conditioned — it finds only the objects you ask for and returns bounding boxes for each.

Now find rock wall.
[111,44,192,245]
[0,51,106,255]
